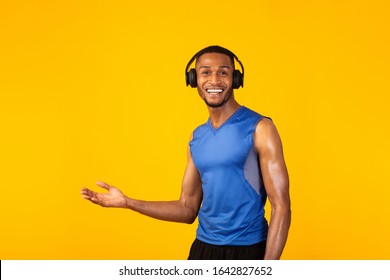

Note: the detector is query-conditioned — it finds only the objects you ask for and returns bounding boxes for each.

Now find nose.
[209,73,219,84]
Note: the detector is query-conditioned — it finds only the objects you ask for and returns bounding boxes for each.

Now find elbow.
[184,212,198,224]
[273,206,291,221]
[270,204,292,232]
[182,207,198,224]
[270,199,291,219]
[179,198,200,224]
[284,207,292,231]
[185,219,196,225]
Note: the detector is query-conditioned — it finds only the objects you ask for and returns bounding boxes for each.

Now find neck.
[207,99,241,129]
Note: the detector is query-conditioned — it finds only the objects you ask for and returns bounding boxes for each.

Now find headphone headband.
[185,47,245,89]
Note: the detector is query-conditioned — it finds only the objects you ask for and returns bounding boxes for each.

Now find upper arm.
[254,118,290,208]
[178,135,203,221]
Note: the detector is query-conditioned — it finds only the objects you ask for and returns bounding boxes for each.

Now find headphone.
[185,47,245,89]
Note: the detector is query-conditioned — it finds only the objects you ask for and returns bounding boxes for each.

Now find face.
[196,52,234,108]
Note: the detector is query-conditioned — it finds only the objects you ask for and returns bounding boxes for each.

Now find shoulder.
[254,117,283,154]
[189,122,208,144]
[256,117,276,133]
[192,122,208,135]
[238,106,267,132]
[240,106,270,123]
[240,106,262,118]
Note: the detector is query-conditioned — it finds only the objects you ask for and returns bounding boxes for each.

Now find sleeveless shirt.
[189,106,268,245]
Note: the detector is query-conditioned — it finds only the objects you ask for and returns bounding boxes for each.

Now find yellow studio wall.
[0,0,389,259]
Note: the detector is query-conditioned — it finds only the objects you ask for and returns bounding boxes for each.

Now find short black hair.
[194,45,236,67]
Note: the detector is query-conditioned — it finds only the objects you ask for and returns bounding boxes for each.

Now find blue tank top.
[189,106,268,246]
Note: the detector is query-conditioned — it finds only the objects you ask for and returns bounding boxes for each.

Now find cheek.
[223,77,233,86]
[197,77,206,87]
[196,87,204,97]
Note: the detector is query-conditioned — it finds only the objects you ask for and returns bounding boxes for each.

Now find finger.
[80,187,91,194]
[90,197,105,206]
[81,189,103,204]
[96,181,111,190]
[80,188,95,197]
[81,194,102,206]
[81,194,91,200]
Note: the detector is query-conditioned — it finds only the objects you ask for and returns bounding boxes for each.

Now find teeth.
[206,89,223,93]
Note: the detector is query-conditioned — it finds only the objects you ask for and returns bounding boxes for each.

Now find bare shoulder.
[254,117,283,153]
[255,117,280,141]
[256,117,277,133]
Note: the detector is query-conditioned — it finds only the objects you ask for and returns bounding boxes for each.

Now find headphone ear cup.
[233,70,243,89]
[186,68,197,88]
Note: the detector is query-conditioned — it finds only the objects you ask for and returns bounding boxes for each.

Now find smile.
[206,89,224,94]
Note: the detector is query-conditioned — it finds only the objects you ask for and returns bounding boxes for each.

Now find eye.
[201,71,210,75]
[219,71,227,76]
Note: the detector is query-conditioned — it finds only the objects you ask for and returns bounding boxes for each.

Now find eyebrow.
[199,65,231,69]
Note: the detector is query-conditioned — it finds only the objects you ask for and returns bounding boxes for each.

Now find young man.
[81,46,291,260]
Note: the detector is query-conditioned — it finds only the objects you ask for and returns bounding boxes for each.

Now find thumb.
[96,181,111,190]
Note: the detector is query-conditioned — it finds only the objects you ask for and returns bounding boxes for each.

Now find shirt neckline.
[207,106,246,134]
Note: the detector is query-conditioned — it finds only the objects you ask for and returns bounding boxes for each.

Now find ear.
[232,70,243,89]
[186,68,198,88]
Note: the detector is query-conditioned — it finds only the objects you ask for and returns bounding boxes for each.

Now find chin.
[204,99,227,108]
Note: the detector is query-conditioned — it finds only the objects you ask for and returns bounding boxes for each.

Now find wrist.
[124,196,134,210]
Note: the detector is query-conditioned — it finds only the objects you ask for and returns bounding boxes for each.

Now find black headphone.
[185,46,245,89]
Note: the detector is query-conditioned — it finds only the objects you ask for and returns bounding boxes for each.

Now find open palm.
[81,181,127,208]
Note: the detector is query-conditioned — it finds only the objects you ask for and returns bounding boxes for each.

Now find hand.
[81,181,127,208]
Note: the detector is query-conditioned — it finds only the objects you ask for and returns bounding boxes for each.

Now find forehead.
[195,52,234,68]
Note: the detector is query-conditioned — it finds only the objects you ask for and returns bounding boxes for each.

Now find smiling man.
[81,46,291,260]
[196,56,233,108]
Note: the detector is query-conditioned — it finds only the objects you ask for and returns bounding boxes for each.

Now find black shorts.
[187,239,266,260]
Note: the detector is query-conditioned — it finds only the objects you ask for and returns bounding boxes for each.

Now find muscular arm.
[81,145,203,224]
[254,118,291,260]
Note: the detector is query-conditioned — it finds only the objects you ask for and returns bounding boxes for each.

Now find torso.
[190,106,269,246]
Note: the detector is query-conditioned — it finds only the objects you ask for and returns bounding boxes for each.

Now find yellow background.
[1,0,389,259]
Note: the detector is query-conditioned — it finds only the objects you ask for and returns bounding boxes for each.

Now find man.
[81,46,291,260]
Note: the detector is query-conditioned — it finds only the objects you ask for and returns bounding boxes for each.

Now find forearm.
[124,196,198,224]
[264,206,291,260]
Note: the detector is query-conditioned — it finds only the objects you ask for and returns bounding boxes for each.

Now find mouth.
[206,88,224,95]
